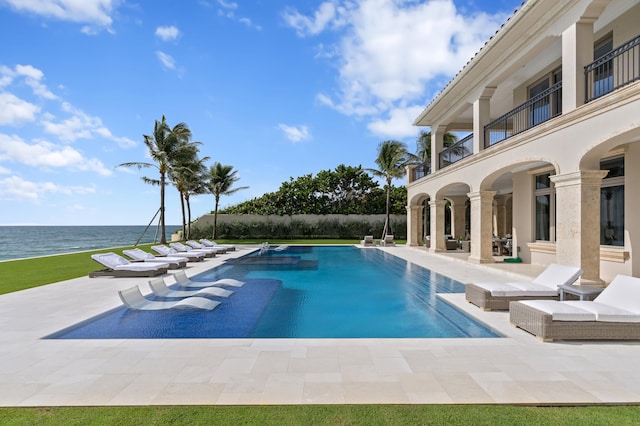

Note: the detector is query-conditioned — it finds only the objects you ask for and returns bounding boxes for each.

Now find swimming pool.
[48,246,499,339]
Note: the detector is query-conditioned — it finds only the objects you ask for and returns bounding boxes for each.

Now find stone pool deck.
[0,245,639,406]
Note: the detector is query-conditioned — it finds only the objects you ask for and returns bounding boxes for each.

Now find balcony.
[439,134,474,169]
[410,162,431,182]
[484,81,562,148]
[585,33,640,103]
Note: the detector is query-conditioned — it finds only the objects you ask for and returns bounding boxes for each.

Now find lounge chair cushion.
[519,300,596,321]
[564,301,640,322]
[593,275,640,314]
[92,253,169,271]
[473,282,558,297]
[531,264,583,289]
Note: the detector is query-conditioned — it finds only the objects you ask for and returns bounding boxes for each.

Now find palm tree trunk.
[384,177,392,238]
[159,172,167,244]
[186,194,192,240]
[213,195,220,239]
[179,191,187,241]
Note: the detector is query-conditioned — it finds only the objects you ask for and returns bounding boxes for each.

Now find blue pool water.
[48,246,499,339]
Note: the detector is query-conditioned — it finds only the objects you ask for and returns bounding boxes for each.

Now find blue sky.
[0,0,522,226]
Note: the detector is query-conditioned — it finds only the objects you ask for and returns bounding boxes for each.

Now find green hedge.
[190,218,407,240]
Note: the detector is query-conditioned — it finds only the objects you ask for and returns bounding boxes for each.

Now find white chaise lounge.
[152,245,206,261]
[123,248,187,269]
[380,235,395,246]
[170,242,215,258]
[360,235,374,247]
[148,277,233,298]
[118,286,220,311]
[510,275,640,341]
[185,240,227,254]
[201,238,236,251]
[89,252,169,278]
[172,270,245,288]
[465,263,583,310]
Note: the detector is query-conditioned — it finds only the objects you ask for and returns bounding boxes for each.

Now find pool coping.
[0,245,639,406]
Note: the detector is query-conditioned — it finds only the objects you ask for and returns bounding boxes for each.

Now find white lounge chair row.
[360,235,396,247]
[118,271,245,311]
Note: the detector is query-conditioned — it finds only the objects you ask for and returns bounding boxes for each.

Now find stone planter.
[461,240,471,252]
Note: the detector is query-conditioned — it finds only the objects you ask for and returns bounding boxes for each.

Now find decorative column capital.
[550,170,608,189]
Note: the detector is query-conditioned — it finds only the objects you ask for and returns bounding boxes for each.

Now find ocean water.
[0,226,181,262]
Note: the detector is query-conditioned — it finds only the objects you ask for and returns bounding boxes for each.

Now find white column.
[429,199,447,252]
[562,20,594,112]
[407,205,423,246]
[448,195,468,239]
[468,191,496,264]
[430,125,446,173]
[551,170,608,284]
[473,87,495,152]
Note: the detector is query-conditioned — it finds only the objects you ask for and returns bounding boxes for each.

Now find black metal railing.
[484,81,562,147]
[410,161,431,182]
[439,134,473,169]
[585,34,640,103]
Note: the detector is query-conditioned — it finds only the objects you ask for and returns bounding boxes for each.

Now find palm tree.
[206,163,248,239]
[367,140,416,238]
[416,130,459,165]
[169,148,207,240]
[119,115,194,244]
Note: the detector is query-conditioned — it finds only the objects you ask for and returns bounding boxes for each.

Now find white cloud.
[0,93,40,125]
[37,102,136,148]
[1,64,57,99]
[278,124,311,143]
[367,105,426,138]
[155,25,180,41]
[2,0,118,32]
[0,133,112,176]
[0,175,96,201]
[217,0,237,9]
[0,165,10,174]
[216,1,261,30]
[282,1,351,37]
[284,0,509,138]
[156,51,176,69]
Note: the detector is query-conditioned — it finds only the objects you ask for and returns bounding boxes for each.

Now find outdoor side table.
[558,284,604,301]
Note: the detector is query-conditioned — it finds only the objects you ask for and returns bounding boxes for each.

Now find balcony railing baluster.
[585,34,640,103]
[483,82,562,148]
[438,134,473,169]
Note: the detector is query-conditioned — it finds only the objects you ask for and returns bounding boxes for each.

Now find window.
[593,34,613,98]
[534,172,555,241]
[600,156,624,246]
[528,69,562,127]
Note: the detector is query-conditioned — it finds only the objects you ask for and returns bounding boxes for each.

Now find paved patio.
[0,245,639,406]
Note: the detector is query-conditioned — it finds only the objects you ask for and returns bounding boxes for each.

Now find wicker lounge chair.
[200,238,236,251]
[360,235,375,247]
[151,245,206,261]
[510,275,640,341]
[123,248,187,269]
[380,235,395,246]
[465,263,583,310]
[89,252,169,278]
[170,242,216,258]
[118,285,220,311]
[172,270,245,288]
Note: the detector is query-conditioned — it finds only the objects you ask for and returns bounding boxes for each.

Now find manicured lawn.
[1,404,640,425]
[0,240,636,424]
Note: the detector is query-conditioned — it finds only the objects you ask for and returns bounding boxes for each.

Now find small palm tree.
[119,115,194,243]
[207,163,248,239]
[169,148,208,240]
[367,140,416,238]
[416,130,459,164]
